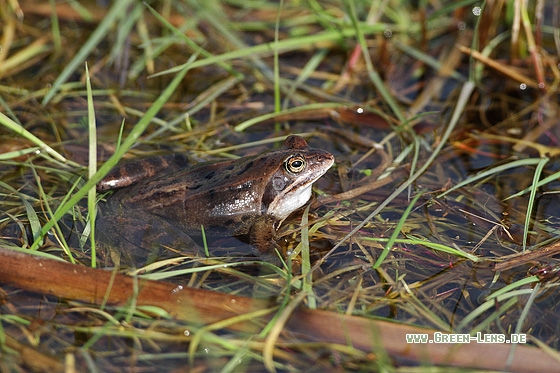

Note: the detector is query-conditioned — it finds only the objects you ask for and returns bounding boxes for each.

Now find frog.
[95,135,334,266]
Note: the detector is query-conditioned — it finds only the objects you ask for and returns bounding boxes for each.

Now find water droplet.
[457,21,466,31]
[356,107,364,114]
[171,285,184,293]
[383,29,392,38]
[472,6,481,16]
[538,82,545,89]
[520,83,527,90]
[183,330,190,336]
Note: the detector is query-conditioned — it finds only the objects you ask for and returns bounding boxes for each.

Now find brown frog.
[96,135,334,265]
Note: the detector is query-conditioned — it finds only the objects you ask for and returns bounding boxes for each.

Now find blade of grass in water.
[437,158,544,199]
[49,0,62,52]
[512,282,539,347]
[85,63,97,267]
[299,205,315,309]
[200,225,209,258]
[138,261,274,281]
[132,13,154,77]
[41,0,136,105]
[0,37,51,79]
[373,192,423,268]
[400,289,454,331]
[273,0,283,115]
[0,181,42,247]
[466,297,519,335]
[234,102,347,131]
[457,275,539,332]
[144,3,241,77]
[108,3,143,67]
[30,165,74,262]
[152,23,390,78]
[191,0,274,81]
[522,157,548,252]
[394,40,467,82]
[263,292,307,372]
[366,237,480,262]
[65,0,95,21]
[0,112,66,162]
[504,169,560,200]
[281,48,329,109]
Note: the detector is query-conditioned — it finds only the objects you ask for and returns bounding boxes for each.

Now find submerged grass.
[86,63,97,266]
[1,0,560,371]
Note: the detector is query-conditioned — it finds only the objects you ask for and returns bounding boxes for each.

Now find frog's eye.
[286,155,306,173]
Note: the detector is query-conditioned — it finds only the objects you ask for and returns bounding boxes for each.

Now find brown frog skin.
[96,136,334,263]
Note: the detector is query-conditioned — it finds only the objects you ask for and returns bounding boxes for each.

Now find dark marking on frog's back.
[206,188,216,199]
[245,161,254,169]
[97,153,191,192]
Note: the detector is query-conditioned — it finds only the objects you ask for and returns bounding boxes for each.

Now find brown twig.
[494,241,560,272]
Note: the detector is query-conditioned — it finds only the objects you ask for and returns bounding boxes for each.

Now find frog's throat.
[267,184,313,220]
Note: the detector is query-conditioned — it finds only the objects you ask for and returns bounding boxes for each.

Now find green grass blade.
[373,192,423,268]
[437,158,544,199]
[299,205,316,309]
[234,102,347,131]
[85,62,97,267]
[504,169,560,200]
[366,237,480,262]
[144,2,240,77]
[0,112,66,162]
[522,157,548,251]
[151,24,389,78]
[41,0,135,105]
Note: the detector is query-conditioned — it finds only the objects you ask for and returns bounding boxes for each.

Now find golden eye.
[286,155,306,173]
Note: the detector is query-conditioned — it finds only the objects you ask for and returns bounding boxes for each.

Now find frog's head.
[261,135,334,220]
